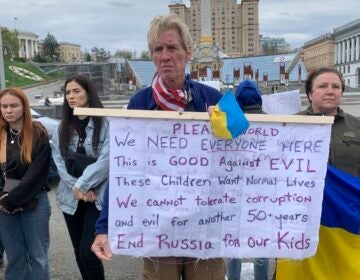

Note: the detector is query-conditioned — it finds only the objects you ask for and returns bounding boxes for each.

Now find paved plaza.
[5,82,356,279]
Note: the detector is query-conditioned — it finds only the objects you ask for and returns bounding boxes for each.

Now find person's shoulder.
[32,121,49,140]
[295,106,312,116]
[32,120,46,131]
[342,110,360,126]
[191,81,222,101]
[130,87,152,100]
[192,81,221,94]
[100,117,110,127]
[296,110,308,116]
[128,86,153,109]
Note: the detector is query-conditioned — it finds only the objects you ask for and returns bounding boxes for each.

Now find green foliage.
[4,59,63,88]
[33,53,48,63]
[140,50,150,60]
[85,52,91,62]
[91,47,110,62]
[42,33,60,61]
[1,27,19,59]
[16,57,27,63]
[114,49,133,59]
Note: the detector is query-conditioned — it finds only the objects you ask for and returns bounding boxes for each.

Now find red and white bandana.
[152,73,188,111]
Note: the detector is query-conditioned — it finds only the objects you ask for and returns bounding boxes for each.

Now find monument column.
[200,0,211,38]
[351,37,355,61]
[356,36,360,61]
[191,0,223,82]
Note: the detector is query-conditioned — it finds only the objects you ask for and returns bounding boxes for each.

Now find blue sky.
[1,0,360,55]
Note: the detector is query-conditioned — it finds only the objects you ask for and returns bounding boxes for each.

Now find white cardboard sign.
[108,117,331,259]
[262,90,302,115]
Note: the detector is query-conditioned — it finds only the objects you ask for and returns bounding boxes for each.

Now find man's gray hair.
[147,14,193,55]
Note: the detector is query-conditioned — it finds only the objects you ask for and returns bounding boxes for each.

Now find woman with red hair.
[0,87,51,280]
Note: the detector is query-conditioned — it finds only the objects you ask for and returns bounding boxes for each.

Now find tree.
[33,53,48,63]
[1,27,19,59]
[42,33,59,61]
[114,49,133,59]
[140,50,150,60]
[85,52,91,62]
[91,47,110,62]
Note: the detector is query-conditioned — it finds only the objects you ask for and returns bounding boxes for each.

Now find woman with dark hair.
[51,74,109,280]
[0,87,51,280]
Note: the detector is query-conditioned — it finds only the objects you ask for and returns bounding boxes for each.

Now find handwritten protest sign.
[106,112,332,260]
[262,90,302,114]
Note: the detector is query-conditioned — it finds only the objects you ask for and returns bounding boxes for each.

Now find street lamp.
[10,55,15,86]
[0,25,6,89]
[225,73,229,88]
[2,41,16,87]
[53,54,61,91]
[13,17,18,32]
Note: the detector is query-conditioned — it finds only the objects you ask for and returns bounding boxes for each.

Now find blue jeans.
[0,191,51,280]
[227,258,269,280]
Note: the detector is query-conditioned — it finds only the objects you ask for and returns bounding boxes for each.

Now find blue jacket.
[95,76,222,234]
[51,118,110,214]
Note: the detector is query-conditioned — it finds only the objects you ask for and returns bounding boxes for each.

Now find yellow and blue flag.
[276,165,360,280]
[210,90,249,139]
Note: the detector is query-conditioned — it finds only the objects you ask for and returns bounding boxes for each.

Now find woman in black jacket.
[0,87,51,280]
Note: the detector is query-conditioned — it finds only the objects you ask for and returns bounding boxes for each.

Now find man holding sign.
[92,14,225,279]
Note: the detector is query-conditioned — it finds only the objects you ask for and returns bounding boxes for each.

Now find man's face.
[151,29,191,89]
[309,72,343,116]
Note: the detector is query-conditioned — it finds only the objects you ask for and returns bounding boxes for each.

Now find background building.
[303,33,334,74]
[259,35,291,54]
[16,30,39,60]
[169,0,260,57]
[333,19,360,88]
[126,51,307,89]
[58,42,81,63]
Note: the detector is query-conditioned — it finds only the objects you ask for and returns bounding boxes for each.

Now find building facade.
[259,36,291,54]
[16,30,39,60]
[58,42,82,63]
[333,19,360,88]
[303,33,334,73]
[169,0,259,57]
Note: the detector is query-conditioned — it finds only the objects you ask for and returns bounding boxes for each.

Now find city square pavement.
[0,186,274,279]
[47,186,143,280]
[0,186,142,280]
[14,83,358,279]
